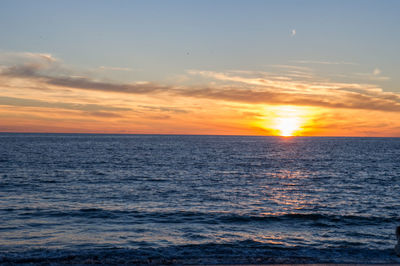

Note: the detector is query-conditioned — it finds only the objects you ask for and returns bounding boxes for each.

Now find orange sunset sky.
[1,1,400,137]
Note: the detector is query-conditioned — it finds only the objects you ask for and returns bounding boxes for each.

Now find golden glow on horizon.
[275,116,301,137]
[258,106,313,136]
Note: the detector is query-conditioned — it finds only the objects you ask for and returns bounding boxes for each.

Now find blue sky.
[1,0,399,89]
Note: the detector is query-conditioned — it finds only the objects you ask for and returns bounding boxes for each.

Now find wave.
[1,240,399,264]
[10,207,400,226]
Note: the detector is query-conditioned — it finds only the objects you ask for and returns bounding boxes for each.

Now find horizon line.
[0,132,399,138]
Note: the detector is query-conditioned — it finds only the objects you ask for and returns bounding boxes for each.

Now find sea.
[0,133,399,264]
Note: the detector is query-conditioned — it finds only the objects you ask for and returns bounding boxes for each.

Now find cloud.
[0,52,57,64]
[1,63,170,94]
[0,52,168,94]
[293,60,357,65]
[85,111,123,118]
[2,63,44,77]
[373,68,381,75]
[1,52,400,114]
[46,76,169,94]
[0,96,130,112]
[146,114,171,120]
[138,105,189,114]
[186,70,400,112]
[0,52,60,77]
[98,66,135,72]
[180,86,400,112]
[353,68,390,81]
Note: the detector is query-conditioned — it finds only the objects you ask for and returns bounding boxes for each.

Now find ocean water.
[1,133,400,264]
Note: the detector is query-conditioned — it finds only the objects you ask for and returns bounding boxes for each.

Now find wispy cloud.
[47,76,169,94]
[98,66,135,72]
[85,111,123,118]
[0,51,57,64]
[1,62,169,94]
[0,96,130,112]
[293,60,358,65]
[186,70,400,112]
[138,105,189,114]
[1,52,400,114]
[354,67,390,81]
[373,68,381,75]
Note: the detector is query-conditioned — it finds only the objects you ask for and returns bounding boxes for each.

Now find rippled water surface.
[1,134,400,264]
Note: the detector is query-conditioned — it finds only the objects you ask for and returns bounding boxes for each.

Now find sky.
[1,0,400,136]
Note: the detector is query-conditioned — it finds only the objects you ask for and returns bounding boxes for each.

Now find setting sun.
[275,117,301,136]
[260,106,313,137]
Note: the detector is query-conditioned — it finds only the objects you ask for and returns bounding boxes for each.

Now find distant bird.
[395,226,400,257]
